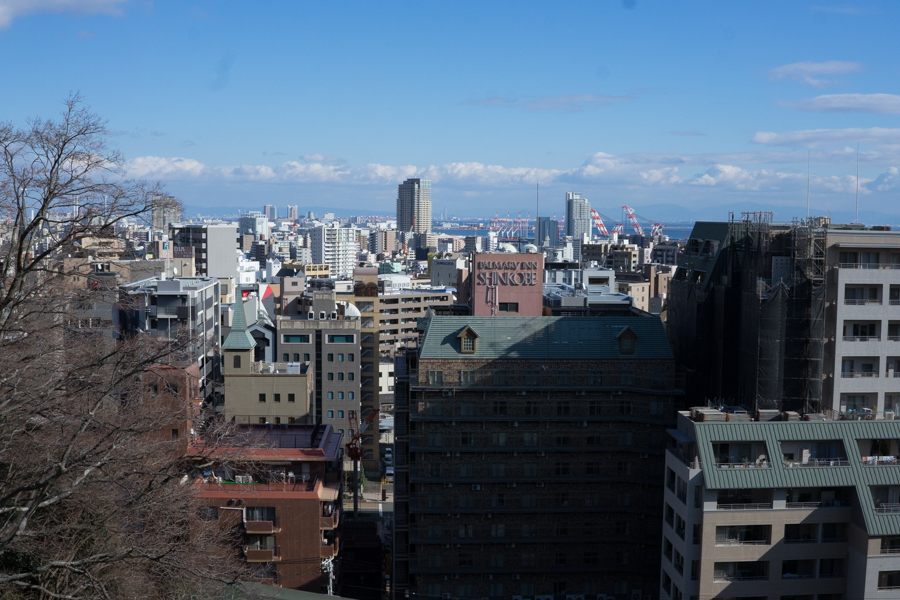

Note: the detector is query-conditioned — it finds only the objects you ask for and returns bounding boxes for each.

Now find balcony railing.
[320,514,339,529]
[786,500,850,508]
[862,456,899,465]
[784,458,850,467]
[716,538,770,546]
[841,371,879,378]
[717,503,773,510]
[715,461,772,469]
[320,541,337,558]
[714,574,768,582]
[839,262,900,269]
[875,503,900,514]
[245,546,281,562]
[845,299,882,305]
[245,518,281,535]
[843,335,881,341]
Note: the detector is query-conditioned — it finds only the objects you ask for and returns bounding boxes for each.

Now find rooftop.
[418,315,673,360]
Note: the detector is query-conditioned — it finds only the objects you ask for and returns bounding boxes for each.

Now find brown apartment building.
[393,315,684,600]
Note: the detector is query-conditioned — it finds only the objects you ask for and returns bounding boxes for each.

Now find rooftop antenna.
[855,143,860,223]
[806,151,810,221]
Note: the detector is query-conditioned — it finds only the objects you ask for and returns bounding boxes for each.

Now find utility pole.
[321,557,335,595]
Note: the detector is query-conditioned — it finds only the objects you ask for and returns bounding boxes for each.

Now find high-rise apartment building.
[310,224,359,278]
[264,204,277,221]
[287,205,299,221]
[396,178,432,234]
[668,216,900,415]
[151,194,181,231]
[393,315,683,600]
[169,223,240,281]
[664,407,900,600]
[536,216,560,247]
[565,192,591,239]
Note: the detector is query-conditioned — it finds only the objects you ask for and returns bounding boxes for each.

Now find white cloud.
[768,60,864,87]
[687,165,802,190]
[868,167,900,192]
[301,153,346,165]
[0,0,126,28]
[752,127,900,148]
[123,156,208,179]
[784,93,900,114]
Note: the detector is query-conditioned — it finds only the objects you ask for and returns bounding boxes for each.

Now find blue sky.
[2,1,900,222]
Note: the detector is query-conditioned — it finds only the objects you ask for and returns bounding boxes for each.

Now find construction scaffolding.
[669,213,827,413]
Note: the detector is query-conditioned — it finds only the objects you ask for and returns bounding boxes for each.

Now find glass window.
[293,353,300,362]
[327,353,334,362]
[338,373,344,381]
[288,393,295,403]
[338,353,344,362]
[273,394,280,403]
[338,410,344,418]
[258,393,265,403]
[348,353,354,362]
[427,370,444,387]
[338,392,344,400]
[282,353,289,362]
[348,372,354,381]
[327,410,334,418]
[282,334,309,343]
[348,392,354,399]
[304,353,310,361]
[327,392,334,400]
[327,373,334,381]
[327,335,355,343]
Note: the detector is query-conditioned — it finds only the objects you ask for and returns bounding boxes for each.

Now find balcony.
[841,371,879,378]
[320,541,338,558]
[245,546,281,562]
[784,458,851,467]
[839,262,898,269]
[876,503,900,514]
[845,298,882,305]
[843,335,881,342]
[246,518,281,535]
[785,500,850,509]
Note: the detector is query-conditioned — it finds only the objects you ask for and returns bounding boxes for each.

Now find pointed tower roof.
[222,302,256,351]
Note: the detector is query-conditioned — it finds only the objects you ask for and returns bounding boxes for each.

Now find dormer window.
[457,326,479,354]
[617,327,637,355]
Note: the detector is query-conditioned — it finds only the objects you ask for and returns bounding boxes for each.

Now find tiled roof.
[691,419,900,536]
[418,316,673,360]
[222,302,256,351]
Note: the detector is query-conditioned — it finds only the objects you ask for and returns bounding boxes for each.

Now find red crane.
[621,205,645,236]
[589,209,610,237]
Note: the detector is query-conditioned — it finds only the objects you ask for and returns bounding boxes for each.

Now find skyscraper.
[151,194,181,231]
[565,192,591,239]
[536,216,560,247]
[287,205,299,220]
[396,178,432,234]
[263,204,276,221]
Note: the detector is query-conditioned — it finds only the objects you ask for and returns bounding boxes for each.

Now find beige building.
[664,408,900,600]
[222,302,313,424]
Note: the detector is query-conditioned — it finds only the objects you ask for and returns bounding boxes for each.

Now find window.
[348,392,355,400]
[458,553,473,567]
[584,552,599,565]
[273,393,281,403]
[523,432,538,447]
[880,571,900,590]
[615,522,629,535]
[554,552,568,566]
[586,462,600,475]
[458,495,474,508]
[327,353,334,362]
[555,435,570,446]
[427,554,442,568]
[459,370,476,386]
[491,494,505,507]
[492,401,507,415]
[338,373,344,381]
[524,401,538,416]
[327,391,334,399]
[521,552,536,567]
[556,401,570,416]
[327,410,334,418]
[460,433,474,446]
[427,524,442,538]
[200,506,218,520]
[460,403,475,416]
[522,493,536,507]
[588,400,601,415]
[489,584,503,598]
[557,370,573,386]
[491,464,506,477]
[459,464,474,477]
[282,353,289,362]
[522,524,538,537]
[427,433,443,447]
[618,330,636,354]
[291,353,299,362]
[337,410,344,418]
[337,392,344,400]
[258,393,266,403]
[288,393,295,402]
[282,334,309,343]
[304,353,310,361]
[327,335,354,343]
[348,353,354,362]
[490,523,505,537]
[492,432,507,447]
[233,355,241,369]
[616,462,631,476]
[337,353,344,362]
[427,370,444,387]
[327,373,334,381]
[171,428,179,440]
[555,462,570,476]
[522,463,537,476]
[492,370,509,386]
[498,302,518,313]
[461,334,476,352]
[347,372,354,381]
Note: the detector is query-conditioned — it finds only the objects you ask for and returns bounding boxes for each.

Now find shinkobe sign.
[475,260,540,286]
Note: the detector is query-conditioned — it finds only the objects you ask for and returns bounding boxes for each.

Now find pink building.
[470,252,544,316]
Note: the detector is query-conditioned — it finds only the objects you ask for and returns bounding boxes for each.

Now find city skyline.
[2,2,900,220]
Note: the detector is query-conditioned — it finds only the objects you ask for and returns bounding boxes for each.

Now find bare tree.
[0,97,252,599]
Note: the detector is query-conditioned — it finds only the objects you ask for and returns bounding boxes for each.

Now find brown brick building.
[393,315,684,600]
